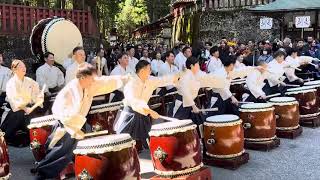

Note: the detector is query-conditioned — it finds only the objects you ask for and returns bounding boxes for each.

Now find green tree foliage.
[115,0,149,39]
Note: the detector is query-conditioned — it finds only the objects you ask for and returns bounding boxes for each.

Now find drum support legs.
[276,126,303,139]
[150,167,212,180]
[244,137,280,151]
[203,152,249,170]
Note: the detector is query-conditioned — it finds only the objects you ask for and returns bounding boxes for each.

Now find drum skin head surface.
[269,97,296,103]
[41,18,83,65]
[206,114,239,123]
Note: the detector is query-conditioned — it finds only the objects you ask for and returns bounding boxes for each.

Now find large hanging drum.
[204,115,245,159]
[239,103,276,142]
[149,120,202,178]
[30,17,83,65]
[74,134,140,180]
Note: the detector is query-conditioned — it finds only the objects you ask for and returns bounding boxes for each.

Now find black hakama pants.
[205,92,239,118]
[35,122,77,179]
[114,106,152,148]
[109,90,124,103]
[244,93,267,103]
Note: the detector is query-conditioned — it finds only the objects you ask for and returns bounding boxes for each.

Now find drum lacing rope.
[76,138,133,150]
[151,123,194,132]
[29,118,55,125]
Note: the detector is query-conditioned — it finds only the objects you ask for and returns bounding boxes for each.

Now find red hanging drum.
[88,101,123,133]
[74,134,140,180]
[149,120,202,178]
[0,131,10,179]
[204,115,245,158]
[239,103,276,142]
[268,97,300,131]
[30,17,83,65]
[285,86,319,120]
[28,115,56,161]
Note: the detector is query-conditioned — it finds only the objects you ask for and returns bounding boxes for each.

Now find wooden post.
[17,7,21,32]
[9,6,13,32]
[1,5,7,32]
[315,10,319,39]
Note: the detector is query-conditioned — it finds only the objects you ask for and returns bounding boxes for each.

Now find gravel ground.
[8,126,320,180]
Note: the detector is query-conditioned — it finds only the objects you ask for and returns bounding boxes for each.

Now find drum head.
[240,103,273,109]
[304,80,320,87]
[41,18,83,65]
[206,115,239,123]
[269,97,296,103]
[28,115,56,129]
[30,18,53,58]
[74,134,134,155]
[151,120,193,131]
[287,86,315,92]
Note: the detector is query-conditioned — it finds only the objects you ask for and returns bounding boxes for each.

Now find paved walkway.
[8,126,320,180]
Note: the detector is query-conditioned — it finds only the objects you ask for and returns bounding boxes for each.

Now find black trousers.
[35,122,77,179]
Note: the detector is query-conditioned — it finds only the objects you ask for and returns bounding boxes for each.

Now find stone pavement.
[8,126,320,180]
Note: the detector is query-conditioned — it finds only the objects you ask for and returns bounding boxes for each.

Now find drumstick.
[266,93,280,99]
[308,62,318,67]
[285,84,300,87]
[159,115,180,122]
[84,130,109,138]
[238,101,254,104]
[27,84,46,114]
[199,108,218,112]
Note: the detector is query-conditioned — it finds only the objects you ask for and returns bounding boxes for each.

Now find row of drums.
[0,81,318,179]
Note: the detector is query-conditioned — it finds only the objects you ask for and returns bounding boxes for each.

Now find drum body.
[269,97,300,130]
[88,102,123,133]
[149,120,202,178]
[204,115,244,158]
[74,134,140,180]
[30,17,83,65]
[0,132,10,179]
[230,79,246,101]
[304,81,320,106]
[239,103,276,142]
[28,115,56,161]
[286,87,318,118]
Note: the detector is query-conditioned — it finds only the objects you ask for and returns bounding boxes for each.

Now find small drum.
[204,115,244,158]
[285,86,319,119]
[28,115,56,161]
[0,131,10,179]
[304,80,320,106]
[74,134,140,180]
[149,120,202,178]
[269,97,300,130]
[30,17,83,64]
[230,79,246,101]
[239,103,276,142]
[149,95,164,114]
[88,101,123,133]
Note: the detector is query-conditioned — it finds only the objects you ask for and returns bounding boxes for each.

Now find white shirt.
[91,56,109,76]
[151,59,164,75]
[234,61,246,71]
[128,56,139,72]
[122,74,175,115]
[52,76,123,138]
[174,52,187,71]
[176,69,226,107]
[0,66,11,92]
[211,67,254,100]
[267,60,286,87]
[246,69,267,98]
[206,56,223,73]
[158,62,179,90]
[63,58,74,69]
[140,57,151,63]
[65,61,88,84]
[6,75,42,112]
[285,56,313,82]
[36,63,65,93]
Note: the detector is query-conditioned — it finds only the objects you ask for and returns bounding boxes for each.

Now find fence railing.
[0,4,99,37]
[203,0,276,10]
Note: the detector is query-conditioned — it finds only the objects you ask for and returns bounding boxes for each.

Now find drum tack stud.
[30,139,41,150]
[243,123,252,129]
[154,147,168,163]
[247,114,254,120]
[92,123,103,132]
[32,130,37,137]
[207,138,215,145]
[78,169,93,180]
[210,129,215,136]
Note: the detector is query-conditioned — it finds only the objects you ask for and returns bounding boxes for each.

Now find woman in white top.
[1,59,44,147]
